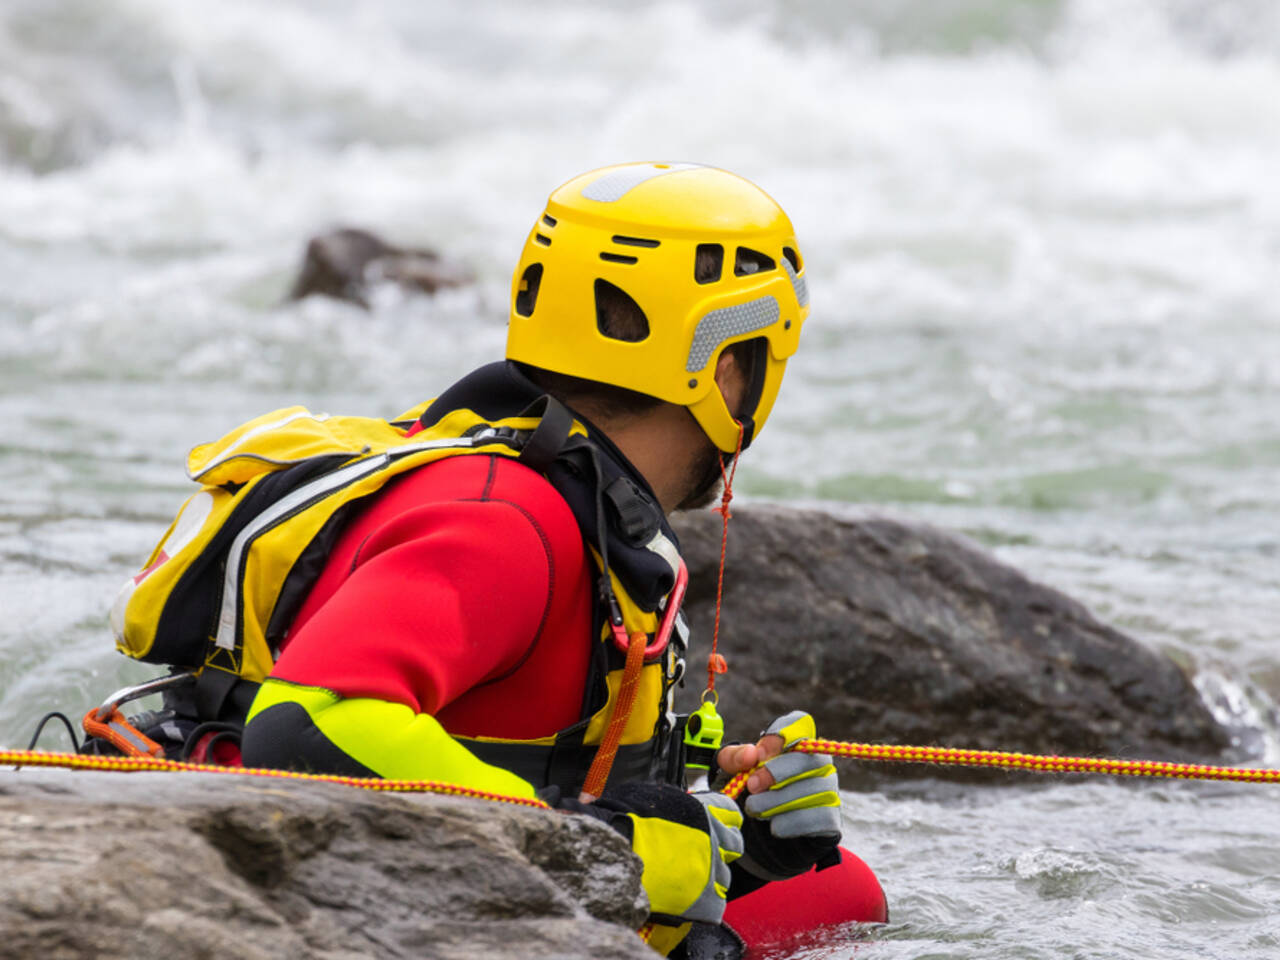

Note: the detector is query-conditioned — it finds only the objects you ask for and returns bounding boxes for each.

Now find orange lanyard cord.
[707,422,744,694]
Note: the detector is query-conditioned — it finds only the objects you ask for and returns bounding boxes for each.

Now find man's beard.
[674,442,725,512]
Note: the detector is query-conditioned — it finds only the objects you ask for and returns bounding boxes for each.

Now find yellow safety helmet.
[506,162,809,453]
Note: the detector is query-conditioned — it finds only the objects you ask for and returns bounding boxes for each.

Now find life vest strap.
[515,395,574,473]
[195,667,241,722]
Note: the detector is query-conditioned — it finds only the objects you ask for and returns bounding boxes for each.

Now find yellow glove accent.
[770,757,837,791]
[628,814,716,919]
[643,922,693,957]
[748,711,842,840]
[625,789,743,926]
[765,709,816,750]
[701,794,745,865]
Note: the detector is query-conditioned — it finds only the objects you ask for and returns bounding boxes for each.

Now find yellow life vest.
[110,382,689,790]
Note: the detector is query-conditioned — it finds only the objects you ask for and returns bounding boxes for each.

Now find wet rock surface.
[288,227,474,307]
[0,770,650,960]
[671,506,1231,767]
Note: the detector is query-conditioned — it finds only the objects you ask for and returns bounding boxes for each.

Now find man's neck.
[584,403,707,515]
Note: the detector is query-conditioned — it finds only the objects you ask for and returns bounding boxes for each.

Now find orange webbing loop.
[718,738,1280,798]
[580,624,648,799]
[81,707,164,759]
[707,422,744,694]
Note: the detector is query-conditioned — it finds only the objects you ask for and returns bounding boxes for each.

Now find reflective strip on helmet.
[686,296,780,372]
[581,162,703,203]
[782,256,809,308]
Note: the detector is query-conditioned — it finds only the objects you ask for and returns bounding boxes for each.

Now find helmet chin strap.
[721,415,754,465]
[728,337,767,458]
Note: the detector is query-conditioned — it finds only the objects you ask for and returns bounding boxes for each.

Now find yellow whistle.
[683,695,724,787]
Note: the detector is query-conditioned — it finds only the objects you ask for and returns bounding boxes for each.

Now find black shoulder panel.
[240,700,380,778]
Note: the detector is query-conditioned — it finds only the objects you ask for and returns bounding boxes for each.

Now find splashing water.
[2,1,1278,956]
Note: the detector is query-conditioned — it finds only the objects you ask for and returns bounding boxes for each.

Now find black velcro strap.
[603,475,660,545]
[517,395,574,473]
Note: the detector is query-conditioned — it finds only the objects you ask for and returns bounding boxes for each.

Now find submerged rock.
[288,227,474,308]
[0,770,651,960]
[671,506,1231,766]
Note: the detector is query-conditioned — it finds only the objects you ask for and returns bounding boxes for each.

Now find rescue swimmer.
[98,162,842,955]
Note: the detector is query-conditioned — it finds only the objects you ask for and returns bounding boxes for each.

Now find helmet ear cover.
[505,163,809,454]
[703,337,769,453]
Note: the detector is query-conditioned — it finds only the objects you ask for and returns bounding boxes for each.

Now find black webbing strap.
[194,667,240,722]
[192,669,259,724]
[516,395,574,473]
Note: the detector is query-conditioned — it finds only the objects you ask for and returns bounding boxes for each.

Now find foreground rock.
[0,770,650,960]
[289,227,474,308]
[671,506,1231,765]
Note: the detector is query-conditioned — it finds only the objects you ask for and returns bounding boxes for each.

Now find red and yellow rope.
[0,748,550,809]
[720,738,1280,797]
[11,738,1275,805]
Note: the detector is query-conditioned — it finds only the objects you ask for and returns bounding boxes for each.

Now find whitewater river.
[2,1,1278,957]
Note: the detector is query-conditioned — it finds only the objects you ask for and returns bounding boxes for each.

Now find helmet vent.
[734,247,776,277]
[782,246,802,272]
[534,233,551,247]
[594,279,649,342]
[612,235,661,248]
[695,243,724,284]
[599,252,639,265]
[515,263,543,317]
[542,214,558,228]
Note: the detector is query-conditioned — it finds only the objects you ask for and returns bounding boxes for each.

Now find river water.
[1,1,1277,957]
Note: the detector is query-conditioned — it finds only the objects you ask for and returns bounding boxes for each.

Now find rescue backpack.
[109,397,578,721]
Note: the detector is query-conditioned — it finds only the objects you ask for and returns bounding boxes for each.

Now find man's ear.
[714,351,747,419]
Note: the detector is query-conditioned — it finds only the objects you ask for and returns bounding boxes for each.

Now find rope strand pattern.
[720,738,1280,797]
[12,740,1276,798]
[1,748,550,808]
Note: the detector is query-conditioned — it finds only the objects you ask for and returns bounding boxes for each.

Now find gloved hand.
[688,790,745,918]
[551,781,744,925]
[737,710,841,883]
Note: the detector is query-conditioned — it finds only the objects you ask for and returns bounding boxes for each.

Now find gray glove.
[688,790,745,922]
[738,710,842,882]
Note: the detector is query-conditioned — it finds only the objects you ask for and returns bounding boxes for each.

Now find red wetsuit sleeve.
[269,495,556,716]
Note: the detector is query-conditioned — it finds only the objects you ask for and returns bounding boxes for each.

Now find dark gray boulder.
[670,506,1231,766]
[288,227,473,308]
[0,769,651,960]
